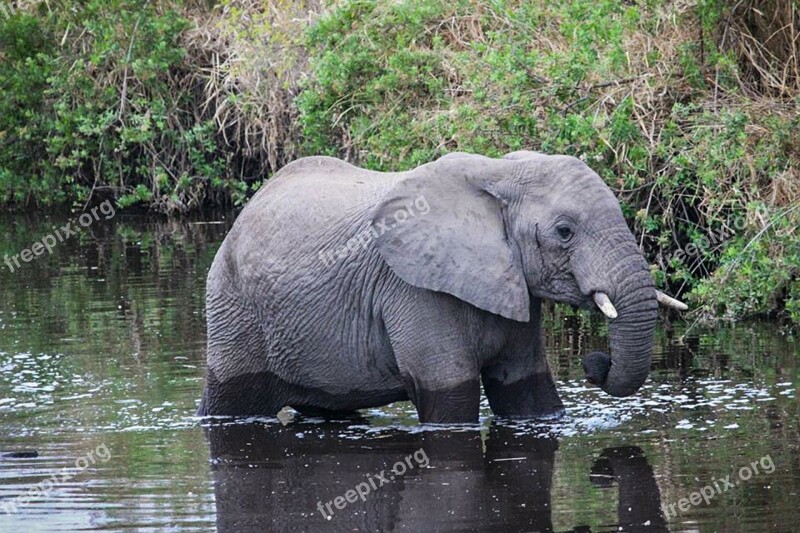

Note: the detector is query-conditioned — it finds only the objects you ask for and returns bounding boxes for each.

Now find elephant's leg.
[405,376,481,424]
[385,292,481,424]
[481,298,564,419]
[199,367,287,417]
[199,275,287,417]
[481,352,564,419]
[394,342,481,424]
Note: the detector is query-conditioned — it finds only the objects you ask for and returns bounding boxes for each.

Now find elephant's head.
[373,151,685,398]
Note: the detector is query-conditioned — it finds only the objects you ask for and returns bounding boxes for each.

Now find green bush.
[0,12,60,203]
[0,0,242,210]
[0,0,798,324]
[295,0,800,324]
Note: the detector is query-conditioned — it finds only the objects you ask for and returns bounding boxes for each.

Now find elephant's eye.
[556,225,573,242]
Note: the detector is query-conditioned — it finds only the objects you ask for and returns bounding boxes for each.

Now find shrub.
[296,0,800,323]
[0,0,242,210]
[0,0,797,324]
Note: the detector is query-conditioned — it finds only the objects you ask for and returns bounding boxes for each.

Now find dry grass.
[723,0,800,98]
[171,0,797,218]
[183,0,324,182]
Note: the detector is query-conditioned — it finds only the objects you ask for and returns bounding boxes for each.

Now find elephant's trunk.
[601,270,658,397]
[580,237,658,397]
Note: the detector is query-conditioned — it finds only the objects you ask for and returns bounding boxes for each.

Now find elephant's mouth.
[529,285,587,309]
[582,351,612,385]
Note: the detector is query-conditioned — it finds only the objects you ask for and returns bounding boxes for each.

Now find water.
[0,213,797,532]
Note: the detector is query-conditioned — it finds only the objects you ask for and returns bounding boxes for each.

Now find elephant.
[198,151,686,423]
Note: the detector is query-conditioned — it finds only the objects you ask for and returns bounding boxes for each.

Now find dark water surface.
[0,213,797,532]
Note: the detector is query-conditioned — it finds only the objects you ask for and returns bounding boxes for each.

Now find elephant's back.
[215,156,398,292]
[240,156,396,235]
[254,156,399,204]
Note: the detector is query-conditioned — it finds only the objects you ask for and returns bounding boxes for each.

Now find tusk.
[656,290,688,311]
[593,292,618,320]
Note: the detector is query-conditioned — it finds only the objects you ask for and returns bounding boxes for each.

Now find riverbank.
[1,0,797,323]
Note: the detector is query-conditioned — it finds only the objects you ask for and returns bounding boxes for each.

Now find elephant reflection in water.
[205,422,667,532]
[587,447,668,533]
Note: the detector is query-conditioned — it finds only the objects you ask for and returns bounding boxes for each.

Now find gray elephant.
[198,151,686,423]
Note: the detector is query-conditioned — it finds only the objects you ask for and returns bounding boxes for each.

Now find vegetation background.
[1,0,798,324]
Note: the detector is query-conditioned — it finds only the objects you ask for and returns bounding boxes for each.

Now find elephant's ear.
[372,156,530,322]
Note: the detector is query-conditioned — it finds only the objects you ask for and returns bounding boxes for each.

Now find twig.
[639,181,657,249]
[119,12,145,121]
[583,76,643,91]
[561,96,588,116]
[561,76,645,116]
[609,181,656,193]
